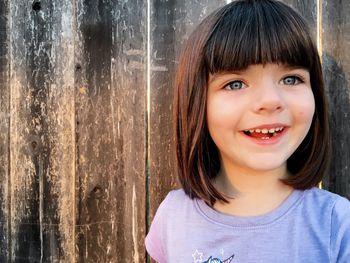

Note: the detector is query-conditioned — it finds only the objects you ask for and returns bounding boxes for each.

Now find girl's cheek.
[294,92,315,118]
[207,97,232,117]
[297,103,315,123]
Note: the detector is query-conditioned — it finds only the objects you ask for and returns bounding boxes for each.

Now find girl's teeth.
[261,129,269,134]
[244,127,285,134]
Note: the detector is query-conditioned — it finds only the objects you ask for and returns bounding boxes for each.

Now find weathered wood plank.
[0,0,10,261]
[75,0,146,261]
[10,1,46,260]
[148,0,226,233]
[283,0,317,38]
[9,0,75,261]
[322,0,350,199]
[42,0,76,260]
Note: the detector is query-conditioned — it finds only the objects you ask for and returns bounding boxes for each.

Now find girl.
[146,0,350,262]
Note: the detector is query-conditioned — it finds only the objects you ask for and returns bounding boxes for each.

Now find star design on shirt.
[192,249,203,263]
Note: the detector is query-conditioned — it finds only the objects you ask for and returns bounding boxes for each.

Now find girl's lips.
[240,126,289,145]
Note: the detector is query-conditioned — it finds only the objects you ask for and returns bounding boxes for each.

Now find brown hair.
[174,0,330,205]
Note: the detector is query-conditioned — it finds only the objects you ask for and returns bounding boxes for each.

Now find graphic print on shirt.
[192,249,234,263]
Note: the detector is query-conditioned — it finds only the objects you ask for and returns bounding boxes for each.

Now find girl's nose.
[253,82,285,114]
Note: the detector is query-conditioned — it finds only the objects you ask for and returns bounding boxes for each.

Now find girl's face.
[207,63,315,176]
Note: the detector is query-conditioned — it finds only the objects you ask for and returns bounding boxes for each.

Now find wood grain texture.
[0,0,10,261]
[322,0,350,199]
[283,0,317,38]
[10,1,48,260]
[9,0,75,261]
[75,0,146,262]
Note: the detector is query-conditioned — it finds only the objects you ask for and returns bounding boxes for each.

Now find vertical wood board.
[10,1,48,260]
[75,0,146,262]
[0,0,10,261]
[322,0,350,199]
[9,0,75,261]
[283,0,317,38]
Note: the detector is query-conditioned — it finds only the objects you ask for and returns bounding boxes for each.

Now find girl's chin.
[245,160,287,172]
[228,159,288,175]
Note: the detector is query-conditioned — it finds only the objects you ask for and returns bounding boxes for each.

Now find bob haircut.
[174,0,330,205]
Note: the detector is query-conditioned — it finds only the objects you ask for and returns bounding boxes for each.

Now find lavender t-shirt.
[145,187,350,263]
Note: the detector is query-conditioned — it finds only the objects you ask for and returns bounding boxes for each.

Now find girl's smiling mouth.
[241,124,289,143]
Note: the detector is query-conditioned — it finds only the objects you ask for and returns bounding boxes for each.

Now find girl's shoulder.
[163,188,189,202]
[155,188,194,215]
[302,187,350,218]
[303,188,350,245]
[304,187,350,210]
[145,189,196,262]
[306,188,350,262]
[158,187,350,220]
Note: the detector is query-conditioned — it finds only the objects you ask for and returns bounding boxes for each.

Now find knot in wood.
[32,1,41,11]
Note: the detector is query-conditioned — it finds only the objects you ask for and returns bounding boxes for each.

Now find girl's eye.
[223,80,246,90]
[282,76,303,85]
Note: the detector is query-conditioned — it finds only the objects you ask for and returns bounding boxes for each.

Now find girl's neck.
[213,164,294,217]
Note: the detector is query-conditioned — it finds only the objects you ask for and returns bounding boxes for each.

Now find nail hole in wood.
[32,1,41,11]
[93,186,102,195]
[31,141,38,150]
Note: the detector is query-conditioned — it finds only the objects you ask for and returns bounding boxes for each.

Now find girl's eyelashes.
[223,80,246,90]
[281,75,304,85]
[217,72,307,91]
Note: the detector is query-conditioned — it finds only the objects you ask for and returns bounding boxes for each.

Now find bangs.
[204,0,316,73]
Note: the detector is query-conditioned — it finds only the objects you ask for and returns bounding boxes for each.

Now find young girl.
[146,0,350,262]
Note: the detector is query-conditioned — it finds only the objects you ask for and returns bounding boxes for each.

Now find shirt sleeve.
[145,194,171,263]
[330,196,350,263]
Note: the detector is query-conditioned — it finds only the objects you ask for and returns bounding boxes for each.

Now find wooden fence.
[0,0,349,262]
